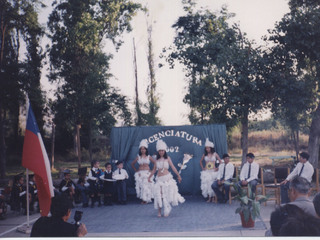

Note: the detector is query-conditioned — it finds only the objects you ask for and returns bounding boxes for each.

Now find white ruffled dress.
[134,155,154,203]
[153,159,185,216]
[200,154,219,198]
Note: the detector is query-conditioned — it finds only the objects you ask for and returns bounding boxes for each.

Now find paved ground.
[0,195,276,238]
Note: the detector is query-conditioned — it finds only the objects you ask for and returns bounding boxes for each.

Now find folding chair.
[227,165,238,204]
[241,168,264,198]
[263,167,290,205]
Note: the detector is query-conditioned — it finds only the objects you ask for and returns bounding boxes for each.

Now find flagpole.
[26,168,30,228]
[17,102,31,234]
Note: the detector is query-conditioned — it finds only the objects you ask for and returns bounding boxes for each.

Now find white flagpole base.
[16,224,31,234]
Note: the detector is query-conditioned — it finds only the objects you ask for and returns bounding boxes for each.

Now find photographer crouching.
[31,194,87,237]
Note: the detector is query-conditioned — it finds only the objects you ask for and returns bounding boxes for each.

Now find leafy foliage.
[231,181,268,223]
[266,0,320,165]
[165,2,273,163]
[47,0,142,154]
[0,0,45,178]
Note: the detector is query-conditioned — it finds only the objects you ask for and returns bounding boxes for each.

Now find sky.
[40,0,290,126]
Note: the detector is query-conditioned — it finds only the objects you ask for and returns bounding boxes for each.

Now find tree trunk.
[0,102,6,179]
[292,129,299,160]
[241,112,249,166]
[133,38,142,125]
[89,122,93,162]
[308,105,320,168]
[51,123,55,170]
[76,124,81,169]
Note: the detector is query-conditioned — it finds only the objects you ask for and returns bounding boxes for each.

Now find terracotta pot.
[239,212,255,228]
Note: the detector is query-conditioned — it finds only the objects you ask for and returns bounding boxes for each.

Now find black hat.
[63,169,71,174]
[78,167,87,176]
[222,153,230,159]
[14,173,24,182]
[29,174,35,178]
[116,161,123,166]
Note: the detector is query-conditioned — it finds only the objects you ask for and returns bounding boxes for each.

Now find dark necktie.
[221,164,226,180]
[247,163,251,179]
[299,164,304,176]
[119,169,121,174]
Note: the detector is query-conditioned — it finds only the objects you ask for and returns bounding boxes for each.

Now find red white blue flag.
[22,104,54,216]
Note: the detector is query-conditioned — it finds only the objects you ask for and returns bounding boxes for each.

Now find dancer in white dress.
[148,140,185,217]
[131,139,156,204]
[200,138,221,202]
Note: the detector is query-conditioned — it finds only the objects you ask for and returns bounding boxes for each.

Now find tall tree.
[267,0,320,167]
[133,37,144,126]
[166,2,271,163]
[0,0,44,178]
[47,0,140,157]
[145,20,160,125]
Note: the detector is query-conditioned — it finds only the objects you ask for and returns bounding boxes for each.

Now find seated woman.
[199,138,221,202]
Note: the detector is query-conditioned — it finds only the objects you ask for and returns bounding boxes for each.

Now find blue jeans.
[76,184,89,204]
[238,179,258,193]
[280,182,290,204]
[211,179,231,201]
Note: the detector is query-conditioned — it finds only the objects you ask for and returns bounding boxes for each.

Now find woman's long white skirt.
[134,170,154,203]
[200,170,219,198]
[153,173,185,216]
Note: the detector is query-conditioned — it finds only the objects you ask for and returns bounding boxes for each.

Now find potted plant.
[231,182,268,228]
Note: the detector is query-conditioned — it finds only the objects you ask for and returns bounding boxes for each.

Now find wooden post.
[76,124,81,168]
[51,123,55,170]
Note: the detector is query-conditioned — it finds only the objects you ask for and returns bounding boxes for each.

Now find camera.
[74,210,83,227]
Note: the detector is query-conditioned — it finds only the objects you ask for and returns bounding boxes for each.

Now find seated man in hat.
[237,153,259,194]
[59,169,76,205]
[211,153,234,203]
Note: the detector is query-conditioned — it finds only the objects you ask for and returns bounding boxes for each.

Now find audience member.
[88,160,103,207]
[76,175,90,208]
[279,212,320,236]
[10,174,26,213]
[100,163,114,206]
[28,174,38,212]
[287,176,317,217]
[59,169,76,204]
[280,152,314,203]
[31,194,87,237]
[113,161,129,205]
[0,189,7,219]
[269,204,305,236]
[313,192,320,217]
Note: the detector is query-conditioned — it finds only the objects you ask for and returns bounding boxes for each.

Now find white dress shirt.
[217,162,234,180]
[240,161,259,182]
[286,161,314,183]
[113,168,129,180]
[88,167,101,181]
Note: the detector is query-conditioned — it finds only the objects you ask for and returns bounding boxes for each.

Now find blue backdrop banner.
[110,124,228,195]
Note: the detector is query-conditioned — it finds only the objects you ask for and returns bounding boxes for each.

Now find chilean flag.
[22,104,54,216]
